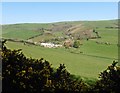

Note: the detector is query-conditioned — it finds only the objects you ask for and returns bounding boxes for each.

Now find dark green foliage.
[90,61,120,93]
[93,29,95,32]
[1,40,120,93]
[73,40,80,48]
[2,41,87,93]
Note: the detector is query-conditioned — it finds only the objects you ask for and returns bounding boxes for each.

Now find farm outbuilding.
[40,42,62,48]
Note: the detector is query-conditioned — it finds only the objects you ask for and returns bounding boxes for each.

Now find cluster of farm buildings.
[40,42,62,48]
[26,39,72,48]
[2,38,75,48]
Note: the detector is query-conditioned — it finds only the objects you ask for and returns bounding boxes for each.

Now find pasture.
[6,40,118,79]
[3,19,118,80]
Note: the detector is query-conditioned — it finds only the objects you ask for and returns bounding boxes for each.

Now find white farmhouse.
[40,42,62,48]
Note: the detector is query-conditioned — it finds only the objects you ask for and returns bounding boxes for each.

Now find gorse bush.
[1,40,120,93]
[2,40,88,93]
[90,61,120,93]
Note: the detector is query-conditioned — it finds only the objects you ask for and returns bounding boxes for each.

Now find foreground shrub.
[2,41,88,93]
[90,61,120,93]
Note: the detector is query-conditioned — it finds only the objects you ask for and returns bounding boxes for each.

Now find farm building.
[40,42,62,48]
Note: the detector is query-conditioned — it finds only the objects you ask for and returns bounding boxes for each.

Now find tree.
[64,40,73,49]
[73,40,80,48]
[93,29,95,32]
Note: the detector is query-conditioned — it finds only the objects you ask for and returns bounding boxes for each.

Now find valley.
[2,19,118,79]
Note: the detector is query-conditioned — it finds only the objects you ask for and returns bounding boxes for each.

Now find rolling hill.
[1,19,118,79]
[2,19,118,41]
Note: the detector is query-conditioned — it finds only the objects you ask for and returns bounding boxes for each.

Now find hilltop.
[2,19,118,44]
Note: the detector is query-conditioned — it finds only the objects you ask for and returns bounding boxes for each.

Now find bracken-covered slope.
[2,19,118,42]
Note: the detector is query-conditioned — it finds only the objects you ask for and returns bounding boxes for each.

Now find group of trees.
[64,40,80,49]
[1,40,120,93]
[93,29,101,38]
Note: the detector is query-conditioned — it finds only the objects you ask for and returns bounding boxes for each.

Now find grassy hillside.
[95,28,118,44]
[2,19,118,79]
[2,19,118,41]
[2,23,47,39]
[6,40,117,79]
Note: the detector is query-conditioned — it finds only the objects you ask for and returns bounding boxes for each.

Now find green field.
[2,23,50,40]
[3,19,118,80]
[6,40,118,79]
[95,28,118,43]
[2,20,118,40]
